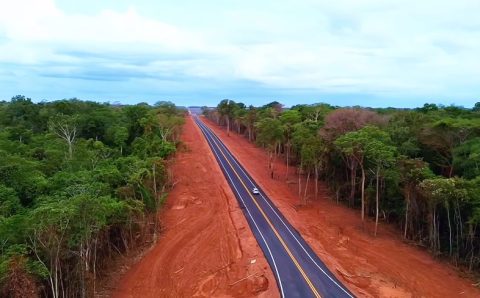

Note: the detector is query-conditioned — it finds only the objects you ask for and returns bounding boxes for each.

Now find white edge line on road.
[199,118,354,298]
[196,118,286,298]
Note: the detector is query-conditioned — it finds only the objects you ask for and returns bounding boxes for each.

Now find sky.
[0,0,479,108]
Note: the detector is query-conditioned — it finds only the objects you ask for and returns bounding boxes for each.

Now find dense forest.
[0,96,184,297]
[203,100,480,272]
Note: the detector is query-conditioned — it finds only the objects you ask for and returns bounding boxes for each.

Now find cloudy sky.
[1,0,479,107]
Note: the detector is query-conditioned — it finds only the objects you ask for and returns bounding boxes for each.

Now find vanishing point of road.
[194,115,354,298]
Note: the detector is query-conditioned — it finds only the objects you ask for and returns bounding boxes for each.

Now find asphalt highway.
[194,115,354,298]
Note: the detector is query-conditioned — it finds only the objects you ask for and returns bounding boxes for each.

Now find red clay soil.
[203,117,480,298]
[113,116,278,298]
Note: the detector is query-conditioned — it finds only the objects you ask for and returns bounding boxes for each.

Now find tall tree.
[398,158,433,238]
[419,117,480,177]
[280,110,302,180]
[217,99,237,136]
[320,108,385,142]
[49,114,79,159]
[335,126,392,222]
[244,106,258,141]
[255,118,284,179]
[365,138,397,235]
[473,102,480,112]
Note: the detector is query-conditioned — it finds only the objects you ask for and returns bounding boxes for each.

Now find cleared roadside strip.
[198,118,354,298]
[196,118,322,297]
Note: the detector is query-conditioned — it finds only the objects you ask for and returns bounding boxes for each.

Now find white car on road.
[252,187,259,195]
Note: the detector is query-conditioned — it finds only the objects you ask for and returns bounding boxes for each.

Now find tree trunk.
[93,238,97,295]
[404,192,410,239]
[448,164,454,178]
[446,204,453,256]
[432,207,441,252]
[153,163,158,241]
[271,144,278,179]
[298,163,302,198]
[269,150,275,179]
[315,165,319,200]
[432,207,436,251]
[375,167,380,236]
[304,171,310,205]
[437,211,441,252]
[360,165,366,221]
[350,162,356,207]
[285,143,289,180]
[68,141,73,159]
[226,117,230,136]
[268,150,273,169]
[456,200,463,257]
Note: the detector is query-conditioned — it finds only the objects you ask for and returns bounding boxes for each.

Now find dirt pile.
[112,117,277,298]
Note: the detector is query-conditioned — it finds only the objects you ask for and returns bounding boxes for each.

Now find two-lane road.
[194,115,354,298]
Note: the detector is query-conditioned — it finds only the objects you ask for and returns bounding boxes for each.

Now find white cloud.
[224,0,480,98]
[0,0,203,62]
[0,0,479,104]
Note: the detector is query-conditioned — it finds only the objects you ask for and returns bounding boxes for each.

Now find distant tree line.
[0,96,185,297]
[204,99,480,271]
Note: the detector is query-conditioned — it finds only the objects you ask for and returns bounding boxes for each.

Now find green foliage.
[106,125,129,152]
[420,177,469,205]
[473,102,480,112]
[0,185,22,218]
[417,103,439,113]
[0,245,49,283]
[0,97,183,296]
[0,156,47,206]
[207,99,480,270]
[453,137,480,179]
[335,126,394,166]
[255,118,284,149]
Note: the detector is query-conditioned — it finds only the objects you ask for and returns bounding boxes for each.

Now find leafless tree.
[49,115,78,159]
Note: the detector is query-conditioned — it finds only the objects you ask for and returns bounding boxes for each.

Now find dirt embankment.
[112,116,277,298]
[203,117,480,298]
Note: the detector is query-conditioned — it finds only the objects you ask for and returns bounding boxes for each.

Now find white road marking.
[196,119,286,298]
[199,118,354,298]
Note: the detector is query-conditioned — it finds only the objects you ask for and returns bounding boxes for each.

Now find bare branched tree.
[49,115,78,159]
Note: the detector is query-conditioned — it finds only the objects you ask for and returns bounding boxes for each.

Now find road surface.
[194,116,354,298]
